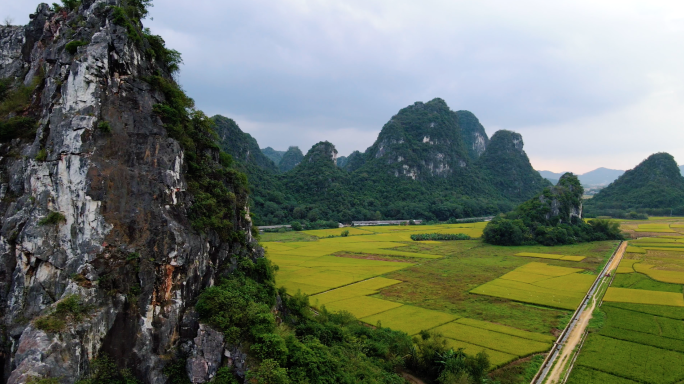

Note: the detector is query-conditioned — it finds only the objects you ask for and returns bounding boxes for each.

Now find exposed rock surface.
[0,2,259,383]
[455,110,489,160]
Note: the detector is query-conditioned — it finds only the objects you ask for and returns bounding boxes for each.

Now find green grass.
[444,338,517,368]
[601,305,684,338]
[322,296,403,318]
[515,252,586,261]
[611,273,683,293]
[433,322,551,356]
[360,305,458,335]
[600,326,684,353]
[604,302,684,320]
[575,334,684,383]
[376,241,617,333]
[566,366,639,384]
[488,354,546,384]
[471,278,582,310]
[260,231,318,242]
[455,318,555,343]
[604,287,684,307]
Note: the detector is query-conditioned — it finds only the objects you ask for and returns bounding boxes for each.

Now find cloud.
[3,0,684,167]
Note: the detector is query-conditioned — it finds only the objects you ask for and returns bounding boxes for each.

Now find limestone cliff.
[0,2,259,383]
[455,110,488,160]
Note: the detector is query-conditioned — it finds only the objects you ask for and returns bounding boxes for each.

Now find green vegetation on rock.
[215,99,551,226]
[279,146,304,172]
[483,173,623,246]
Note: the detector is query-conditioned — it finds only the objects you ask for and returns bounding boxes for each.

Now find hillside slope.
[585,153,684,214]
[477,130,551,201]
[213,115,279,172]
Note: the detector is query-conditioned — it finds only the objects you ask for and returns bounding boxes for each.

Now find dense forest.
[215,99,551,227]
[584,153,684,218]
[483,174,623,246]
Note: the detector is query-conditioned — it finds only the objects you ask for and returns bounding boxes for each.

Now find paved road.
[533,241,627,384]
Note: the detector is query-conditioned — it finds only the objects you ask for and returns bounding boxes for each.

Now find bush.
[341,230,349,237]
[98,121,111,133]
[0,117,37,142]
[246,359,289,384]
[38,211,66,226]
[52,0,81,12]
[290,221,303,231]
[213,367,239,384]
[27,378,61,384]
[35,148,47,161]
[65,40,88,55]
[75,355,141,384]
[34,295,90,333]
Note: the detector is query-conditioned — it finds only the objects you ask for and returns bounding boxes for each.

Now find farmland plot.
[470,263,594,310]
[264,224,617,380]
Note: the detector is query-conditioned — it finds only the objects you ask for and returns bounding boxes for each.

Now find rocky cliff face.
[455,110,488,160]
[0,2,259,383]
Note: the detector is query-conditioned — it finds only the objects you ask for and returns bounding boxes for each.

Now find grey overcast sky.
[4,1,684,173]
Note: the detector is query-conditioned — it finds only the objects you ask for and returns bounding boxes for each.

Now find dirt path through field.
[544,241,627,384]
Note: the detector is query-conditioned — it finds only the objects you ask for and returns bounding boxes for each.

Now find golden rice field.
[470,263,595,310]
[515,252,586,261]
[263,221,619,371]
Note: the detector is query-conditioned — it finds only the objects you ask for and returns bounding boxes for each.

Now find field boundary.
[530,241,623,384]
[560,329,588,384]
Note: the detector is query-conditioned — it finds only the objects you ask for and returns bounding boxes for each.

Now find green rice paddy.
[567,217,684,384]
[263,222,618,375]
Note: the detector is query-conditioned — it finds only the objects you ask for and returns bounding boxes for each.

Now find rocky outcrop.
[0,2,259,383]
[455,110,489,160]
[305,141,337,165]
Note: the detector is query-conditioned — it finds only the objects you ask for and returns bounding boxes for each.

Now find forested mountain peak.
[477,130,551,201]
[585,152,684,213]
[212,115,278,172]
[279,145,305,172]
[361,98,471,180]
[261,146,285,165]
[304,141,339,165]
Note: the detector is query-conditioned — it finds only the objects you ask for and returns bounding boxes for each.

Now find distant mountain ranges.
[213,98,550,225]
[538,168,626,187]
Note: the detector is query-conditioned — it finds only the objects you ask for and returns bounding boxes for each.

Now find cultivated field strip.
[263,222,619,379]
[566,217,684,384]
